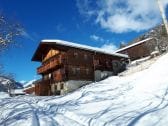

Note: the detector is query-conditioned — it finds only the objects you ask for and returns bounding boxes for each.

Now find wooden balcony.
[37,54,66,74]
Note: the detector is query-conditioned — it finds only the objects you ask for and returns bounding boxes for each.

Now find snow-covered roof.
[41,39,128,58]
[115,38,153,53]
[23,80,36,88]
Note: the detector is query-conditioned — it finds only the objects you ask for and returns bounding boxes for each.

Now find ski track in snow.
[0,53,168,126]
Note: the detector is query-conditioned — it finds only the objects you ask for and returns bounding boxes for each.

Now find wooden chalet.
[32,39,129,96]
[115,38,158,61]
[24,85,35,94]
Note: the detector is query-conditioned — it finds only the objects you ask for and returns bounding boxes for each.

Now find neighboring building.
[115,38,158,61]
[23,84,35,94]
[23,80,36,95]
[10,89,26,96]
[32,39,129,96]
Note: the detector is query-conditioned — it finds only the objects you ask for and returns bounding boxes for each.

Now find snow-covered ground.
[0,92,9,99]
[119,56,159,76]
[1,52,168,126]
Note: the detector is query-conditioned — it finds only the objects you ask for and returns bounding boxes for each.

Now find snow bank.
[1,53,168,126]
[120,56,159,76]
[0,92,9,99]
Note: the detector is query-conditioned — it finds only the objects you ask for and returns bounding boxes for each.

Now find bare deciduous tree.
[0,13,22,52]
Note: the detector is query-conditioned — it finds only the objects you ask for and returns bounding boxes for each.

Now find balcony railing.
[37,54,66,74]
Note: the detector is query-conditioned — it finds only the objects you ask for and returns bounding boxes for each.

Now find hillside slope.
[0,52,168,126]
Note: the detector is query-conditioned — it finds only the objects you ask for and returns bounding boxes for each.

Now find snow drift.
[0,53,168,126]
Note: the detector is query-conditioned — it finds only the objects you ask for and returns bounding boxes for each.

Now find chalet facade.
[115,38,158,61]
[32,40,128,96]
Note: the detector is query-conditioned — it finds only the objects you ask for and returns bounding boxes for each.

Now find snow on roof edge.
[115,38,153,53]
[41,39,129,58]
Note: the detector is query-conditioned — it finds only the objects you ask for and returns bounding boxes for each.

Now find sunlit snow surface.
[1,53,168,126]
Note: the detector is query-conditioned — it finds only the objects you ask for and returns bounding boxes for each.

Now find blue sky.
[0,0,168,82]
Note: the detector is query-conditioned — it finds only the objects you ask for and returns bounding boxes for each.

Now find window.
[106,61,109,65]
[112,61,119,68]
[94,59,99,65]
[60,83,64,89]
[76,68,80,74]
[84,54,88,60]
[49,73,52,79]
[74,52,78,58]
[106,61,110,67]
[55,84,57,91]
[72,67,80,75]
[72,67,76,75]
[86,68,89,75]
[43,73,52,80]
[43,75,48,80]
[61,69,65,74]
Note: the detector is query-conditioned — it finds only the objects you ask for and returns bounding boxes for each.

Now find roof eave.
[31,42,43,62]
[41,40,129,58]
